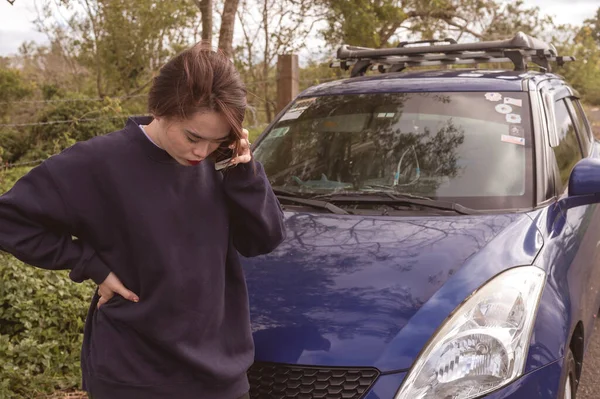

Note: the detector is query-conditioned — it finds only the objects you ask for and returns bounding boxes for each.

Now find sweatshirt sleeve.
[0,162,111,284]
[222,160,285,257]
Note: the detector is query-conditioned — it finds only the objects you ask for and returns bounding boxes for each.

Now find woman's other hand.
[97,272,139,308]
[230,128,252,165]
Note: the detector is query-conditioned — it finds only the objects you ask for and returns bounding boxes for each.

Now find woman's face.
[154,111,233,166]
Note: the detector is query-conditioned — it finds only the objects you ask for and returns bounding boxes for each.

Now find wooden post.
[276,54,299,115]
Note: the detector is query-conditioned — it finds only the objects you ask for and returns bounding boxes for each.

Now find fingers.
[240,137,250,150]
[97,272,139,309]
[225,129,252,166]
[115,285,140,303]
[97,294,109,309]
[234,153,252,164]
[229,137,250,150]
[97,286,113,308]
[239,128,250,148]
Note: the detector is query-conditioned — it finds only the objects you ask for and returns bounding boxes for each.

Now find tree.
[554,15,600,105]
[412,0,554,41]
[195,0,213,46]
[219,0,240,57]
[321,0,408,48]
[584,7,600,45]
[36,0,200,97]
[236,0,321,121]
[319,0,555,48]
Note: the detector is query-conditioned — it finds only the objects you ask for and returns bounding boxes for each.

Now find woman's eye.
[186,136,199,143]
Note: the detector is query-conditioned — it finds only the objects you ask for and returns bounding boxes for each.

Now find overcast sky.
[0,0,597,57]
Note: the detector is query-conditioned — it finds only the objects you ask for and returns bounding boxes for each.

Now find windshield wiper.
[272,189,350,215]
[310,191,476,215]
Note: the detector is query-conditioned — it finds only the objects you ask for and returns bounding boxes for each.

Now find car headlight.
[395,266,546,399]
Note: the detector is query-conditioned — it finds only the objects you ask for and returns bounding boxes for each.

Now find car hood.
[243,211,543,372]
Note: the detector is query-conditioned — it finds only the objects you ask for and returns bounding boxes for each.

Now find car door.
[565,97,600,323]
[552,93,600,341]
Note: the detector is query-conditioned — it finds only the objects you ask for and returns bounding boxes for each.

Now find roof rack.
[330,32,575,78]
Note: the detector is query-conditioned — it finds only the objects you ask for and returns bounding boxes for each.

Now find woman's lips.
[188,160,202,166]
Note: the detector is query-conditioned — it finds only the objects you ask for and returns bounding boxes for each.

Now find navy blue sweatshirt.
[0,116,285,399]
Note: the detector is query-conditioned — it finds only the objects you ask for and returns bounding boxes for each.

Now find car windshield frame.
[254,91,536,211]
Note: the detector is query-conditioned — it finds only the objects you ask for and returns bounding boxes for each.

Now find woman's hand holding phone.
[215,128,252,170]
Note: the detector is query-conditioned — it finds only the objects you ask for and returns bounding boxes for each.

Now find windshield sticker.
[509,125,525,137]
[506,113,522,124]
[485,92,502,102]
[495,104,513,114]
[270,127,290,138]
[504,97,523,107]
[501,134,525,146]
[377,112,395,118]
[279,97,317,121]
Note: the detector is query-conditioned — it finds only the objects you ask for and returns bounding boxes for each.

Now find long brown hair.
[148,43,247,161]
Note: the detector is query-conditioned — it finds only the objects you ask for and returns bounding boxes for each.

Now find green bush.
[0,167,95,398]
[0,69,34,122]
[24,97,129,163]
[0,129,31,164]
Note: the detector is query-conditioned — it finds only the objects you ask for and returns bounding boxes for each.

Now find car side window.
[552,99,583,192]
[572,98,594,141]
[566,98,592,156]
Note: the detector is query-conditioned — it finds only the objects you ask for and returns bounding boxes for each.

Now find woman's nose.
[192,142,211,158]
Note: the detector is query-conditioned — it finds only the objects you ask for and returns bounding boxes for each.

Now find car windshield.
[253,91,534,210]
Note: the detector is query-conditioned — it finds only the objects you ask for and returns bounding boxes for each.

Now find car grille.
[248,362,380,399]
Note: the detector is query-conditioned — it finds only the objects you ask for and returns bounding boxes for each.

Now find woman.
[0,43,285,399]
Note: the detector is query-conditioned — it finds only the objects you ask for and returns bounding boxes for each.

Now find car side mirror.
[560,158,600,211]
[569,158,600,196]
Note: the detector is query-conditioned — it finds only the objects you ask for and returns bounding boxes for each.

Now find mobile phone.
[213,141,236,171]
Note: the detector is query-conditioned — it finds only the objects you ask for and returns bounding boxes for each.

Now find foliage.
[0,128,30,164]
[554,19,600,105]
[0,68,34,122]
[37,0,200,97]
[322,0,407,48]
[25,96,130,161]
[585,7,600,45]
[319,0,555,48]
[0,167,95,398]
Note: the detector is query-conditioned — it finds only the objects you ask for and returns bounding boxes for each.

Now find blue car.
[244,33,599,399]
